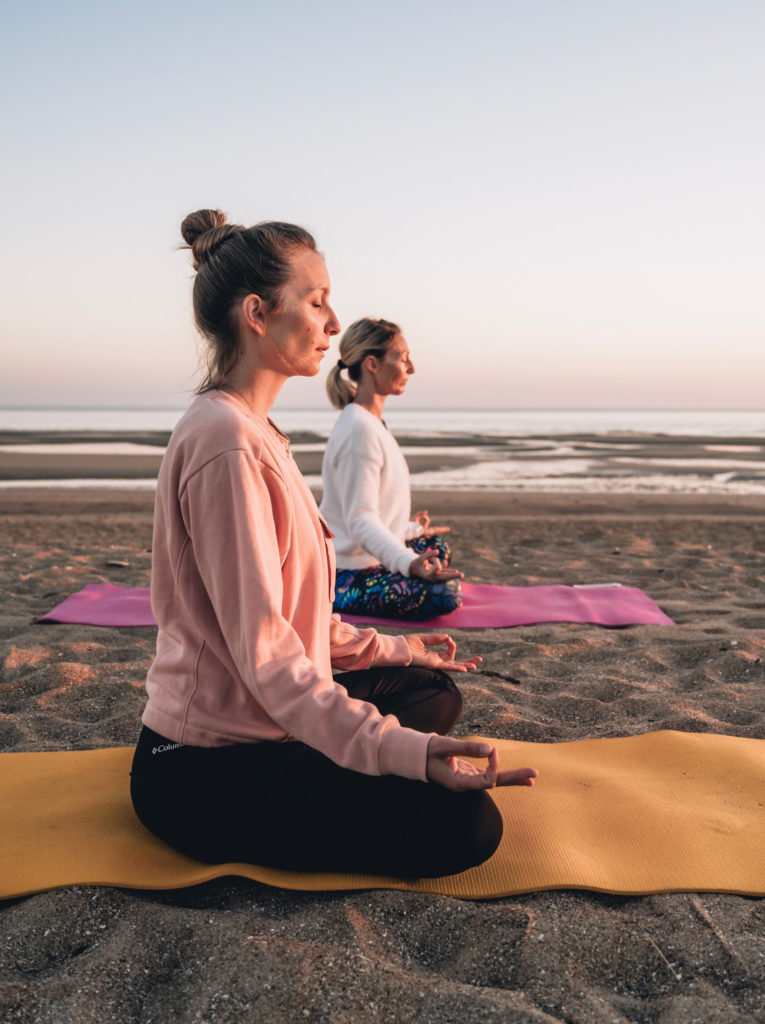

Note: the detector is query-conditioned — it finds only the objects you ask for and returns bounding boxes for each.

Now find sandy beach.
[1,460,765,1021]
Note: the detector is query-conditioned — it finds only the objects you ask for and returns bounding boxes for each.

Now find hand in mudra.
[413,509,450,538]
[427,736,539,792]
[409,549,463,582]
[405,633,481,673]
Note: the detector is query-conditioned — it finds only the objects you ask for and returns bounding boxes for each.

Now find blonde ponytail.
[326,360,357,409]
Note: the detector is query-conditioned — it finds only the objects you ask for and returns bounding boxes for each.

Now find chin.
[289,357,324,378]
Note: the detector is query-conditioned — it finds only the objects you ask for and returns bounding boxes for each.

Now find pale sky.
[1,0,763,411]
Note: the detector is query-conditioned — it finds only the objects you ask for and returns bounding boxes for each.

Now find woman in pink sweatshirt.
[130,209,537,878]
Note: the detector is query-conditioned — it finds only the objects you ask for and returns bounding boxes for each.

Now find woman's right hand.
[426,736,539,792]
[409,549,463,582]
[420,526,451,538]
[413,509,450,538]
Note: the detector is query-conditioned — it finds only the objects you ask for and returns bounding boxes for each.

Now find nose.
[326,304,341,336]
[408,359,415,374]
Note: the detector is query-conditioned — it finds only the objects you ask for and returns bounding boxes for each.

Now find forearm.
[329,614,413,669]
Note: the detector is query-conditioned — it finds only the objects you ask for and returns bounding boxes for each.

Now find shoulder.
[347,403,385,444]
[164,392,280,482]
[326,404,385,464]
[328,402,364,431]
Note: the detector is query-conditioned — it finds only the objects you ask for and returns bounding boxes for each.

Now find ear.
[241,294,268,336]
[362,353,381,377]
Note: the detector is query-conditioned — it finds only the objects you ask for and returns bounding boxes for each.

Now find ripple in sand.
[3,645,52,671]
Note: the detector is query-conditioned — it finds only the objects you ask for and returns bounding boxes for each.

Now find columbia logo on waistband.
[151,743,183,755]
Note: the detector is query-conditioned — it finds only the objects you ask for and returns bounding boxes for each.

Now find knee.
[418,667,463,732]
[431,667,463,710]
[402,665,459,694]
[467,792,504,867]
[441,579,462,612]
[435,536,452,563]
[406,578,462,620]
[449,792,503,874]
[417,791,503,878]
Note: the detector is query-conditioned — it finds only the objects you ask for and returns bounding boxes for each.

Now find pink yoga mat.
[36,584,157,628]
[341,582,674,629]
[35,582,674,629]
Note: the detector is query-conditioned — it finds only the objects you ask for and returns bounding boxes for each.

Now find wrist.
[403,637,416,665]
[400,549,419,578]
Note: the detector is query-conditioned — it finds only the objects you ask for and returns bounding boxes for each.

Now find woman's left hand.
[405,633,482,672]
[426,737,538,791]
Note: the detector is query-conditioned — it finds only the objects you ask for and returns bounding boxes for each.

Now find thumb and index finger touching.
[427,736,539,789]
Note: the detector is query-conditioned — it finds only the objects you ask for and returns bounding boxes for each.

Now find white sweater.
[320,403,422,577]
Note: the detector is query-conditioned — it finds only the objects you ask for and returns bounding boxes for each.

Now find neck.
[219,362,287,419]
[353,378,387,420]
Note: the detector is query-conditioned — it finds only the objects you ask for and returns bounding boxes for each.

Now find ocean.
[1,407,764,494]
[1,406,763,438]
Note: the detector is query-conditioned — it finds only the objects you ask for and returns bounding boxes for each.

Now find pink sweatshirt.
[142,391,432,782]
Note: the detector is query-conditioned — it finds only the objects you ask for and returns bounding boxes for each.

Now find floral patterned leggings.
[333,534,463,621]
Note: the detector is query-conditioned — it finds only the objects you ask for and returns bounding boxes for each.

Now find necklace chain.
[217,385,291,456]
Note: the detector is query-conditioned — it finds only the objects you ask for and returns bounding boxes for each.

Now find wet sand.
[1,483,764,1022]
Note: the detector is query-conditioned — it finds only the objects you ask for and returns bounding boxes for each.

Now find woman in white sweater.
[321,318,463,620]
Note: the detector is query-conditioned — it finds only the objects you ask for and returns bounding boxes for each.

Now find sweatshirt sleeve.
[404,520,424,541]
[181,449,431,781]
[334,439,418,577]
[328,613,413,670]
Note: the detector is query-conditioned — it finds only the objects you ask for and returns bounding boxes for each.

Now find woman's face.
[261,248,341,378]
[374,334,415,396]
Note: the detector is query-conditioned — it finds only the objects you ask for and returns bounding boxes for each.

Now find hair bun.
[180,209,242,269]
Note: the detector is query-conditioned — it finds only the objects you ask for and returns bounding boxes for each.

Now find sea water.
[1,407,764,494]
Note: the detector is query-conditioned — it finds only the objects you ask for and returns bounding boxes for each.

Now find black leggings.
[130,666,503,879]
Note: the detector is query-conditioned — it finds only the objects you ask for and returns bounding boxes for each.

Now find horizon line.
[1,405,763,415]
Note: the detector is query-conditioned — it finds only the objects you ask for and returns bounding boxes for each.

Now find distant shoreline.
[3,426,765,447]
[2,429,765,496]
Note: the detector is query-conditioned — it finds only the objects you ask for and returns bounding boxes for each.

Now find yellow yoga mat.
[2,731,764,901]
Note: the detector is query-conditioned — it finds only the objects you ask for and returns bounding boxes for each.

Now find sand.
[1,483,764,1023]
